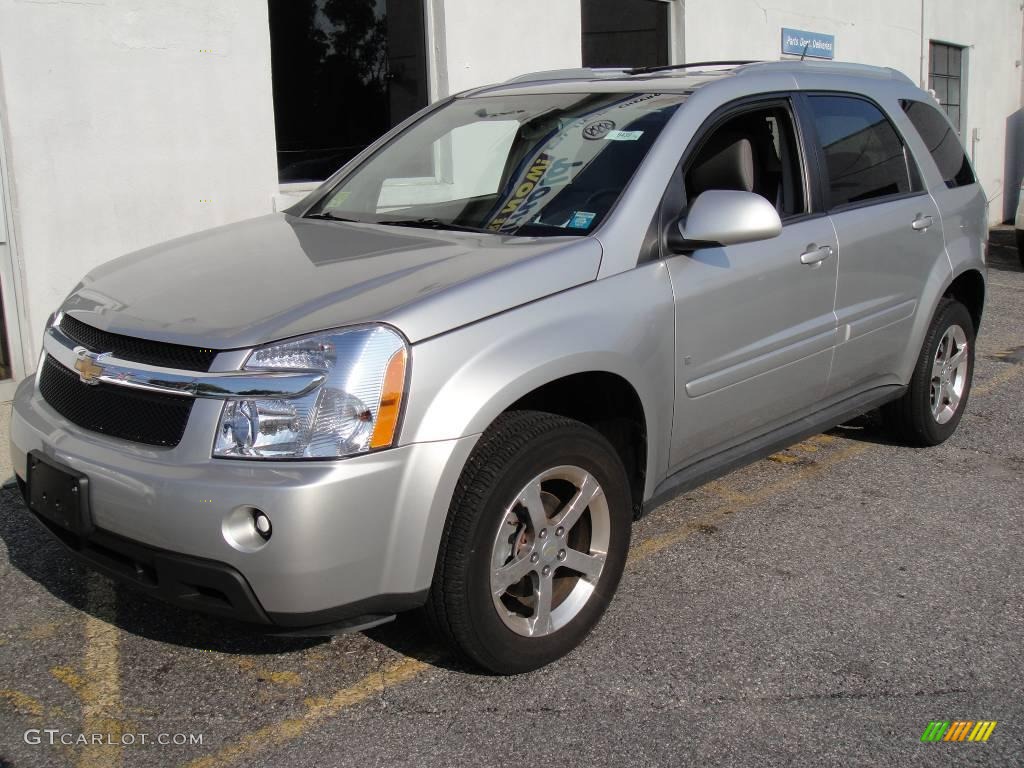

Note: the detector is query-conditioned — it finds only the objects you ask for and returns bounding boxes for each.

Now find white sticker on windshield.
[605,130,644,141]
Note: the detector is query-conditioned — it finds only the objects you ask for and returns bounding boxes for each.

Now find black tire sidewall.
[909,300,976,444]
[459,423,631,673]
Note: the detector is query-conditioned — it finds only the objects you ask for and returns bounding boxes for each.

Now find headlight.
[213,325,408,459]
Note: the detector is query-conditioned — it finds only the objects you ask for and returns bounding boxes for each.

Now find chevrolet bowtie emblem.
[73,348,109,385]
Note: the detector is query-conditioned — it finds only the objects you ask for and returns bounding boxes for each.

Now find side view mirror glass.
[667,190,783,253]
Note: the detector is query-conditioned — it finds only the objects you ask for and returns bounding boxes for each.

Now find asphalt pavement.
[0,228,1021,768]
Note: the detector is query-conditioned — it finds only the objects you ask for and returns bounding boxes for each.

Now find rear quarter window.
[900,99,976,189]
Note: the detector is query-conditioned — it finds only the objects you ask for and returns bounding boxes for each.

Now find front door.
[666,99,839,470]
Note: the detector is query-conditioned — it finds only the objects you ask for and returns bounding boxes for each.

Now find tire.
[425,410,632,674]
[1016,228,1024,270]
[883,298,975,446]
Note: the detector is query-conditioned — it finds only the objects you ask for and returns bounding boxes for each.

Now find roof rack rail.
[735,60,916,84]
[625,60,762,76]
[504,68,630,84]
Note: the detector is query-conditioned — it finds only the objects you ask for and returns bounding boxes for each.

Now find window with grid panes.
[928,42,964,132]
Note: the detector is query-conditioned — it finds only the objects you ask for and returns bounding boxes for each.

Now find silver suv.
[10,61,987,673]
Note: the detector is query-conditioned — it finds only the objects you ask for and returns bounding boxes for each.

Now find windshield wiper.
[305,212,362,223]
[375,218,491,234]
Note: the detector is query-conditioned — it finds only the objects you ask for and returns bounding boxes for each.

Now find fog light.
[253,510,272,540]
[222,506,272,553]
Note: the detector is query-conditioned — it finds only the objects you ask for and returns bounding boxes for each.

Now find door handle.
[799,244,833,265]
[912,214,934,231]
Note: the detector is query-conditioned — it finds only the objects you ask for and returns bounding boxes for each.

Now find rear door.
[899,99,987,276]
[800,93,947,397]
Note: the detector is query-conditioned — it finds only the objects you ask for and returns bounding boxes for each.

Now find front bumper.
[10,376,477,627]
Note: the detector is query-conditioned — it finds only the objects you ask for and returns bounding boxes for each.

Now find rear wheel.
[425,411,631,674]
[1016,228,1024,269]
[883,298,975,446]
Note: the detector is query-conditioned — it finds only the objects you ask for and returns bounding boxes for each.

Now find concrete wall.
[0,0,280,359]
[683,0,1024,224]
[438,0,582,94]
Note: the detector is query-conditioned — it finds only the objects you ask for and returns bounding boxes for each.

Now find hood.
[62,214,602,349]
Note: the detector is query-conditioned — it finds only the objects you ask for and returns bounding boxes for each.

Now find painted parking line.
[50,574,124,768]
[630,442,870,562]
[973,357,1024,396]
[183,657,431,768]
[47,575,123,768]
[0,688,75,763]
[231,658,303,689]
[0,687,44,717]
[79,575,123,768]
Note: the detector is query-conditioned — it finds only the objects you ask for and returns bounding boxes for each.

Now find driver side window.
[684,103,806,220]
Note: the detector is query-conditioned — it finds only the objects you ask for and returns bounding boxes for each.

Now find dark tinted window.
[268,1,429,183]
[901,100,975,189]
[808,96,916,209]
[582,0,669,68]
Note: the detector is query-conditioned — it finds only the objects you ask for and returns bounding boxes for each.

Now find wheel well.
[944,269,985,333]
[506,372,647,519]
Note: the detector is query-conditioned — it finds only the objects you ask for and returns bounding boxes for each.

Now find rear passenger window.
[900,99,975,188]
[807,96,918,209]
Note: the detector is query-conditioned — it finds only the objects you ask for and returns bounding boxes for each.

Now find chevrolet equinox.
[10,61,987,673]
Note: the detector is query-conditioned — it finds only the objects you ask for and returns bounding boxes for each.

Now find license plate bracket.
[26,450,93,536]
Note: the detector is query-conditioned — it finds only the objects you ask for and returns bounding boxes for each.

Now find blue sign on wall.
[781,28,835,60]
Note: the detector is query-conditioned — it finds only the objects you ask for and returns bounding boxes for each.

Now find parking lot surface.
[0,229,1022,768]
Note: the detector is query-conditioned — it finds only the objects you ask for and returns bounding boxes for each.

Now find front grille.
[60,314,217,372]
[38,355,193,447]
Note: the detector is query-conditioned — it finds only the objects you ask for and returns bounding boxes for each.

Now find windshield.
[307,91,687,236]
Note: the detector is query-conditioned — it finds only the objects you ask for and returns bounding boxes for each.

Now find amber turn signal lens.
[370,347,407,449]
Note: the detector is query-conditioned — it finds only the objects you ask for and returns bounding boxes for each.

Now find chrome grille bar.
[43,323,325,400]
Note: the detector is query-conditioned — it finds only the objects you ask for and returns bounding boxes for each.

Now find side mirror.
[666,190,783,254]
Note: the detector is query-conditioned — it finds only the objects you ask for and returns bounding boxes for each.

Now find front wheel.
[883,298,975,446]
[425,411,632,674]
[1016,228,1024,269]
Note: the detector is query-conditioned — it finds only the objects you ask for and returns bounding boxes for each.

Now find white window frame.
[927,39,968,135]
[0,88,31,399]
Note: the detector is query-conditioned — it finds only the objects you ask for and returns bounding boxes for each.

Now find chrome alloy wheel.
[489,465,610,638]
[930,324,969,425]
